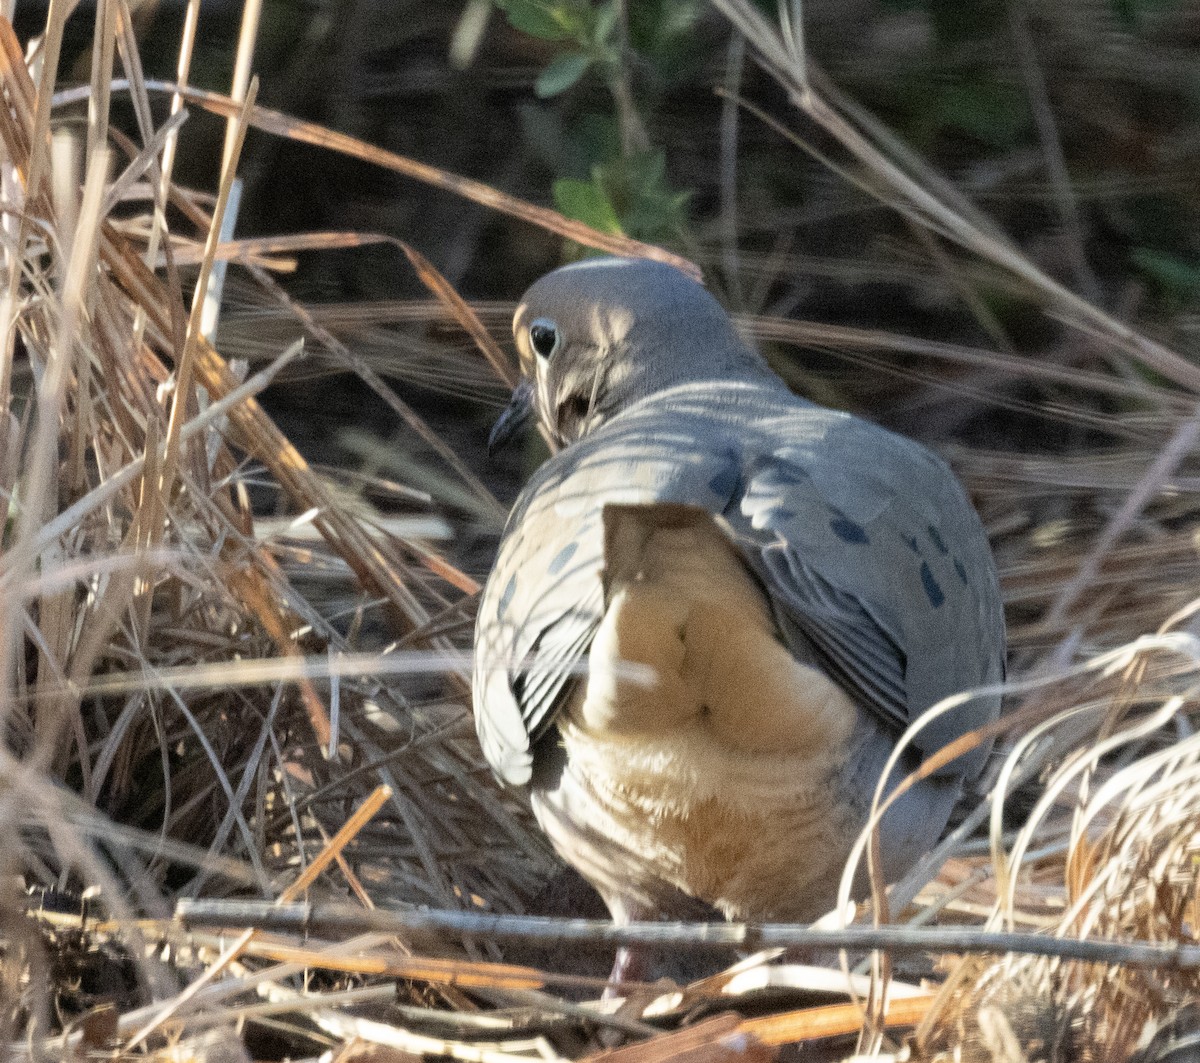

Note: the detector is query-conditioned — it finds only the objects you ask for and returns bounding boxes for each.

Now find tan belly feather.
[555,504,861,920]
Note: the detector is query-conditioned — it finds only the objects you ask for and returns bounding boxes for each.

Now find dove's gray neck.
[602,311,782,409]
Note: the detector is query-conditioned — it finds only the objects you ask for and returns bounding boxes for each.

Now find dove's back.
[474,375,1004,920]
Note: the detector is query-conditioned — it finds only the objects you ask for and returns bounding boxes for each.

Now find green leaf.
[535,52,593,97]
[626,0,704,75]
[553,177,625,234]
[592,1,619,45]
[1131,248,1200,300]
[928,0,1005,44]
[494,0,574,41]
[1109,0,1183,28]
[1109,0,1135,23]
[588,150,691,243]
[935,80,1030,148]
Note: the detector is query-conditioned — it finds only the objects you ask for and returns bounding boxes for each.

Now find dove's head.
[489,257,767,452]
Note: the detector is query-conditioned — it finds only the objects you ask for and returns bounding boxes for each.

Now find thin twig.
[176,900,1200,971]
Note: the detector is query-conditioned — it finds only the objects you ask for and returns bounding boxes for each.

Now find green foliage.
[626,0,704,79]
[494,0,699,246]
[553,174,623,234]
[1131,248,1200,306]
[495,0,617,97]
[925,0,1007,45]
[535,52,594,97]
[553,151,692,244]
[1109,0,1184,29]
[494,0,594,41]
[935,79,1031,148]
[601,151,692,242]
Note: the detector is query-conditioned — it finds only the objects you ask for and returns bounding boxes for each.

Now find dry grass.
[0,2,560,1049]
[1,2,1199,1062]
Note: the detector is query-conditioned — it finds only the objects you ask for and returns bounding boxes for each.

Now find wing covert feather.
[473,417,743,785]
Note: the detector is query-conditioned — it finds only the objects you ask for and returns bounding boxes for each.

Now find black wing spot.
[766,465,807,487]
[548,541,578,575]
[707,460,741,501]
[830,516,870,544]
[954,557,969,586]
[927,524,949,555]
[920,561,945,608]
[905,535,921,554]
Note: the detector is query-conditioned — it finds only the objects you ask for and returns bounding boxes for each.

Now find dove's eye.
[529,319,560,360]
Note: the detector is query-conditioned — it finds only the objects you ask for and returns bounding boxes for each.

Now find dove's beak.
[488,379,534,455]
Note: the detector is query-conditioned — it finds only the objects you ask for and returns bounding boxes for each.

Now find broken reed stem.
[160,76,258,489]
[740,996,936,1047]
[222,0,261,176]
[175,900,1200,971]
[279,784,392,902]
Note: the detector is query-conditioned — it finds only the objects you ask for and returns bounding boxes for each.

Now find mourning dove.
[473,257,1005,941]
